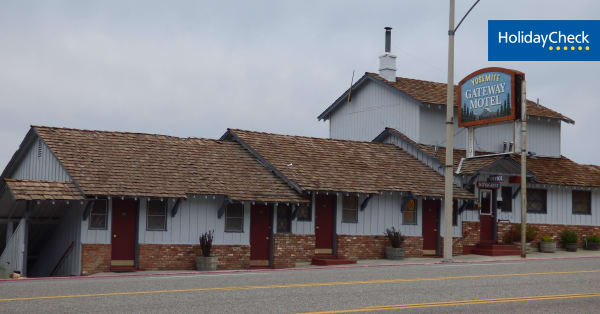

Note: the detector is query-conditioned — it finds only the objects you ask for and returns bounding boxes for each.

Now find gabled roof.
[319,72,574,124]
[3,179,84,201]
[379,128,600,188]
[29,126,306,203]
[225,129,475,199]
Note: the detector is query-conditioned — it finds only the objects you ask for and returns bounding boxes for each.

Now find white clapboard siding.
[329,81,420,142]
[12,137,71,181]
[30,205,82,277]
[419,106,467,149]
[138,196,250,246]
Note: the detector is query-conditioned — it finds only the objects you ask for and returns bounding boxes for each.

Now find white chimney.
[378,27,396,82]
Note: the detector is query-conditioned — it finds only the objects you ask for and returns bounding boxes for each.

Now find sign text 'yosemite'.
[458,67,522,128]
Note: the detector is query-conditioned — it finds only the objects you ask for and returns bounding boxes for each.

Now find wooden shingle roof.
[383,128,600,188]
[229,129,475,199]
[32,126,307,203]
[367,73,575,124]
[3,179,84,201]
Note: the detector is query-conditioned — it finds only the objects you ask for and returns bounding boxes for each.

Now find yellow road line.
[299,292,600,313]
[1,269,599,302]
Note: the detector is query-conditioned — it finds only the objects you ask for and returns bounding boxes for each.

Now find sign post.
[520,80,527,258]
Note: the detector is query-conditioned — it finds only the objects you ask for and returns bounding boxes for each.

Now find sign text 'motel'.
[458,67,524,128]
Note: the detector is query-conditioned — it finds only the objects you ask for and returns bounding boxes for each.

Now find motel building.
[1,30,599,277]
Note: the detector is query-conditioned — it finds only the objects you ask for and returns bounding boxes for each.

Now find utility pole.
[443,0,481,262]
[520,80,527,257]
[443,0,456,262]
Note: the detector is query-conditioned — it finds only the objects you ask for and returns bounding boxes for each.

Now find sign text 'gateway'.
[458,67,524,128]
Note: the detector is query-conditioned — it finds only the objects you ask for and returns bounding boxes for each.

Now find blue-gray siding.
[329,81,420,142]
[12,137,71,181]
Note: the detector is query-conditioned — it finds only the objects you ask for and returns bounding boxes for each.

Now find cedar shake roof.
[383,128,600,188]
[456,154,600,188]
[3,179,84,201]
[364,73,574,124]
[32,126,307,203]
[229,129,475,199]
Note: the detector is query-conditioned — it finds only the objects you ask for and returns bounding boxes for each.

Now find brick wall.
[497,222,600,248]
[138,244,250,271]
[336,235,424,260]
[273,234,315,268]
[81,244,111,275]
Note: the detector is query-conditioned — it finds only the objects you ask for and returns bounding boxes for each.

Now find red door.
[250,204,272,266]
[480,190,494,243]
[111,199,137,268]
[315,195,335,255]
[422,200,440,255]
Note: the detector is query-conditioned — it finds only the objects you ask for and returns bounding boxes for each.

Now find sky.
[0,0,599,170]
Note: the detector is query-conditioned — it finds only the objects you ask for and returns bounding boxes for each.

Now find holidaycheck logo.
[489,20,599,61]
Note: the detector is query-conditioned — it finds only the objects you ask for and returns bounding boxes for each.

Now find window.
[147,199,167,231]
[452,200,458,226]
[89,199,108,230]
[480,190,492,214]
[501,186,512,212]
[277,204,292,233]
[402,197,417,225]
[572,190,591,215]
[224,203,244,232]
[527,189,547,214]
[296,203,312,221]
[342,195,358,223]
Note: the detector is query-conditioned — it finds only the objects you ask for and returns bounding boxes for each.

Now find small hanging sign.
[477,181,500,189]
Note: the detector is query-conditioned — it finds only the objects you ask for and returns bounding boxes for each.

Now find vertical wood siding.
[335,193,461,237]
[12,137,71,181]
[418,107,561,157]
[329,81,420,142]
[289,194,315,235]
[30,205,82,277]
[138,196,250,245]
[0,218,26,274]
[81,200,113,244]
[498,185,600,226]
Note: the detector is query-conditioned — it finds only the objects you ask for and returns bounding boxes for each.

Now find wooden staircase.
[471,243,521,256]
[311,255,356,266]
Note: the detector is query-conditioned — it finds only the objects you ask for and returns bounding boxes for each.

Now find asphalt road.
[1,258,600,313]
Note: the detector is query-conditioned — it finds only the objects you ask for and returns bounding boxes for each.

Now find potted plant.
[196,230,218,271]
[560,230,578,252]
[384,227,405,260]
[587,234,600,251]
[539,235,556,253]
[511,224,539,252]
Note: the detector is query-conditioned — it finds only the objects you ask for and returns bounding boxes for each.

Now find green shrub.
[502,229,515,244]
[588,234,600,243]
[509,224,539,243]
[541,235,554,242]
[385,227,405,248]
[560,230,578,244]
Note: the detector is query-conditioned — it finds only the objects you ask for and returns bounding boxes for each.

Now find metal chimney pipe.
[384,27,392,53]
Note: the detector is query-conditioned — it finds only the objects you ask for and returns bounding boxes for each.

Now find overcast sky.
[1,0,599,170]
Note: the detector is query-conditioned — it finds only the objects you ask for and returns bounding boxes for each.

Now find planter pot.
[513,242,535,253]
[564,243,578,252]
[540,241,556,253]
[385,247,404,260]
[588,242,600,251]
[196,256,218,271]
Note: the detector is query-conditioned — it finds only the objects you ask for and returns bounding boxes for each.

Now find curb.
[1,254,598,283]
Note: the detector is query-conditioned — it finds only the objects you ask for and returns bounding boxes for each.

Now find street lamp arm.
[452,0,481,34]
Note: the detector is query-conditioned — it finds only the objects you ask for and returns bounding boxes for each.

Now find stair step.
[311,255,356,266]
